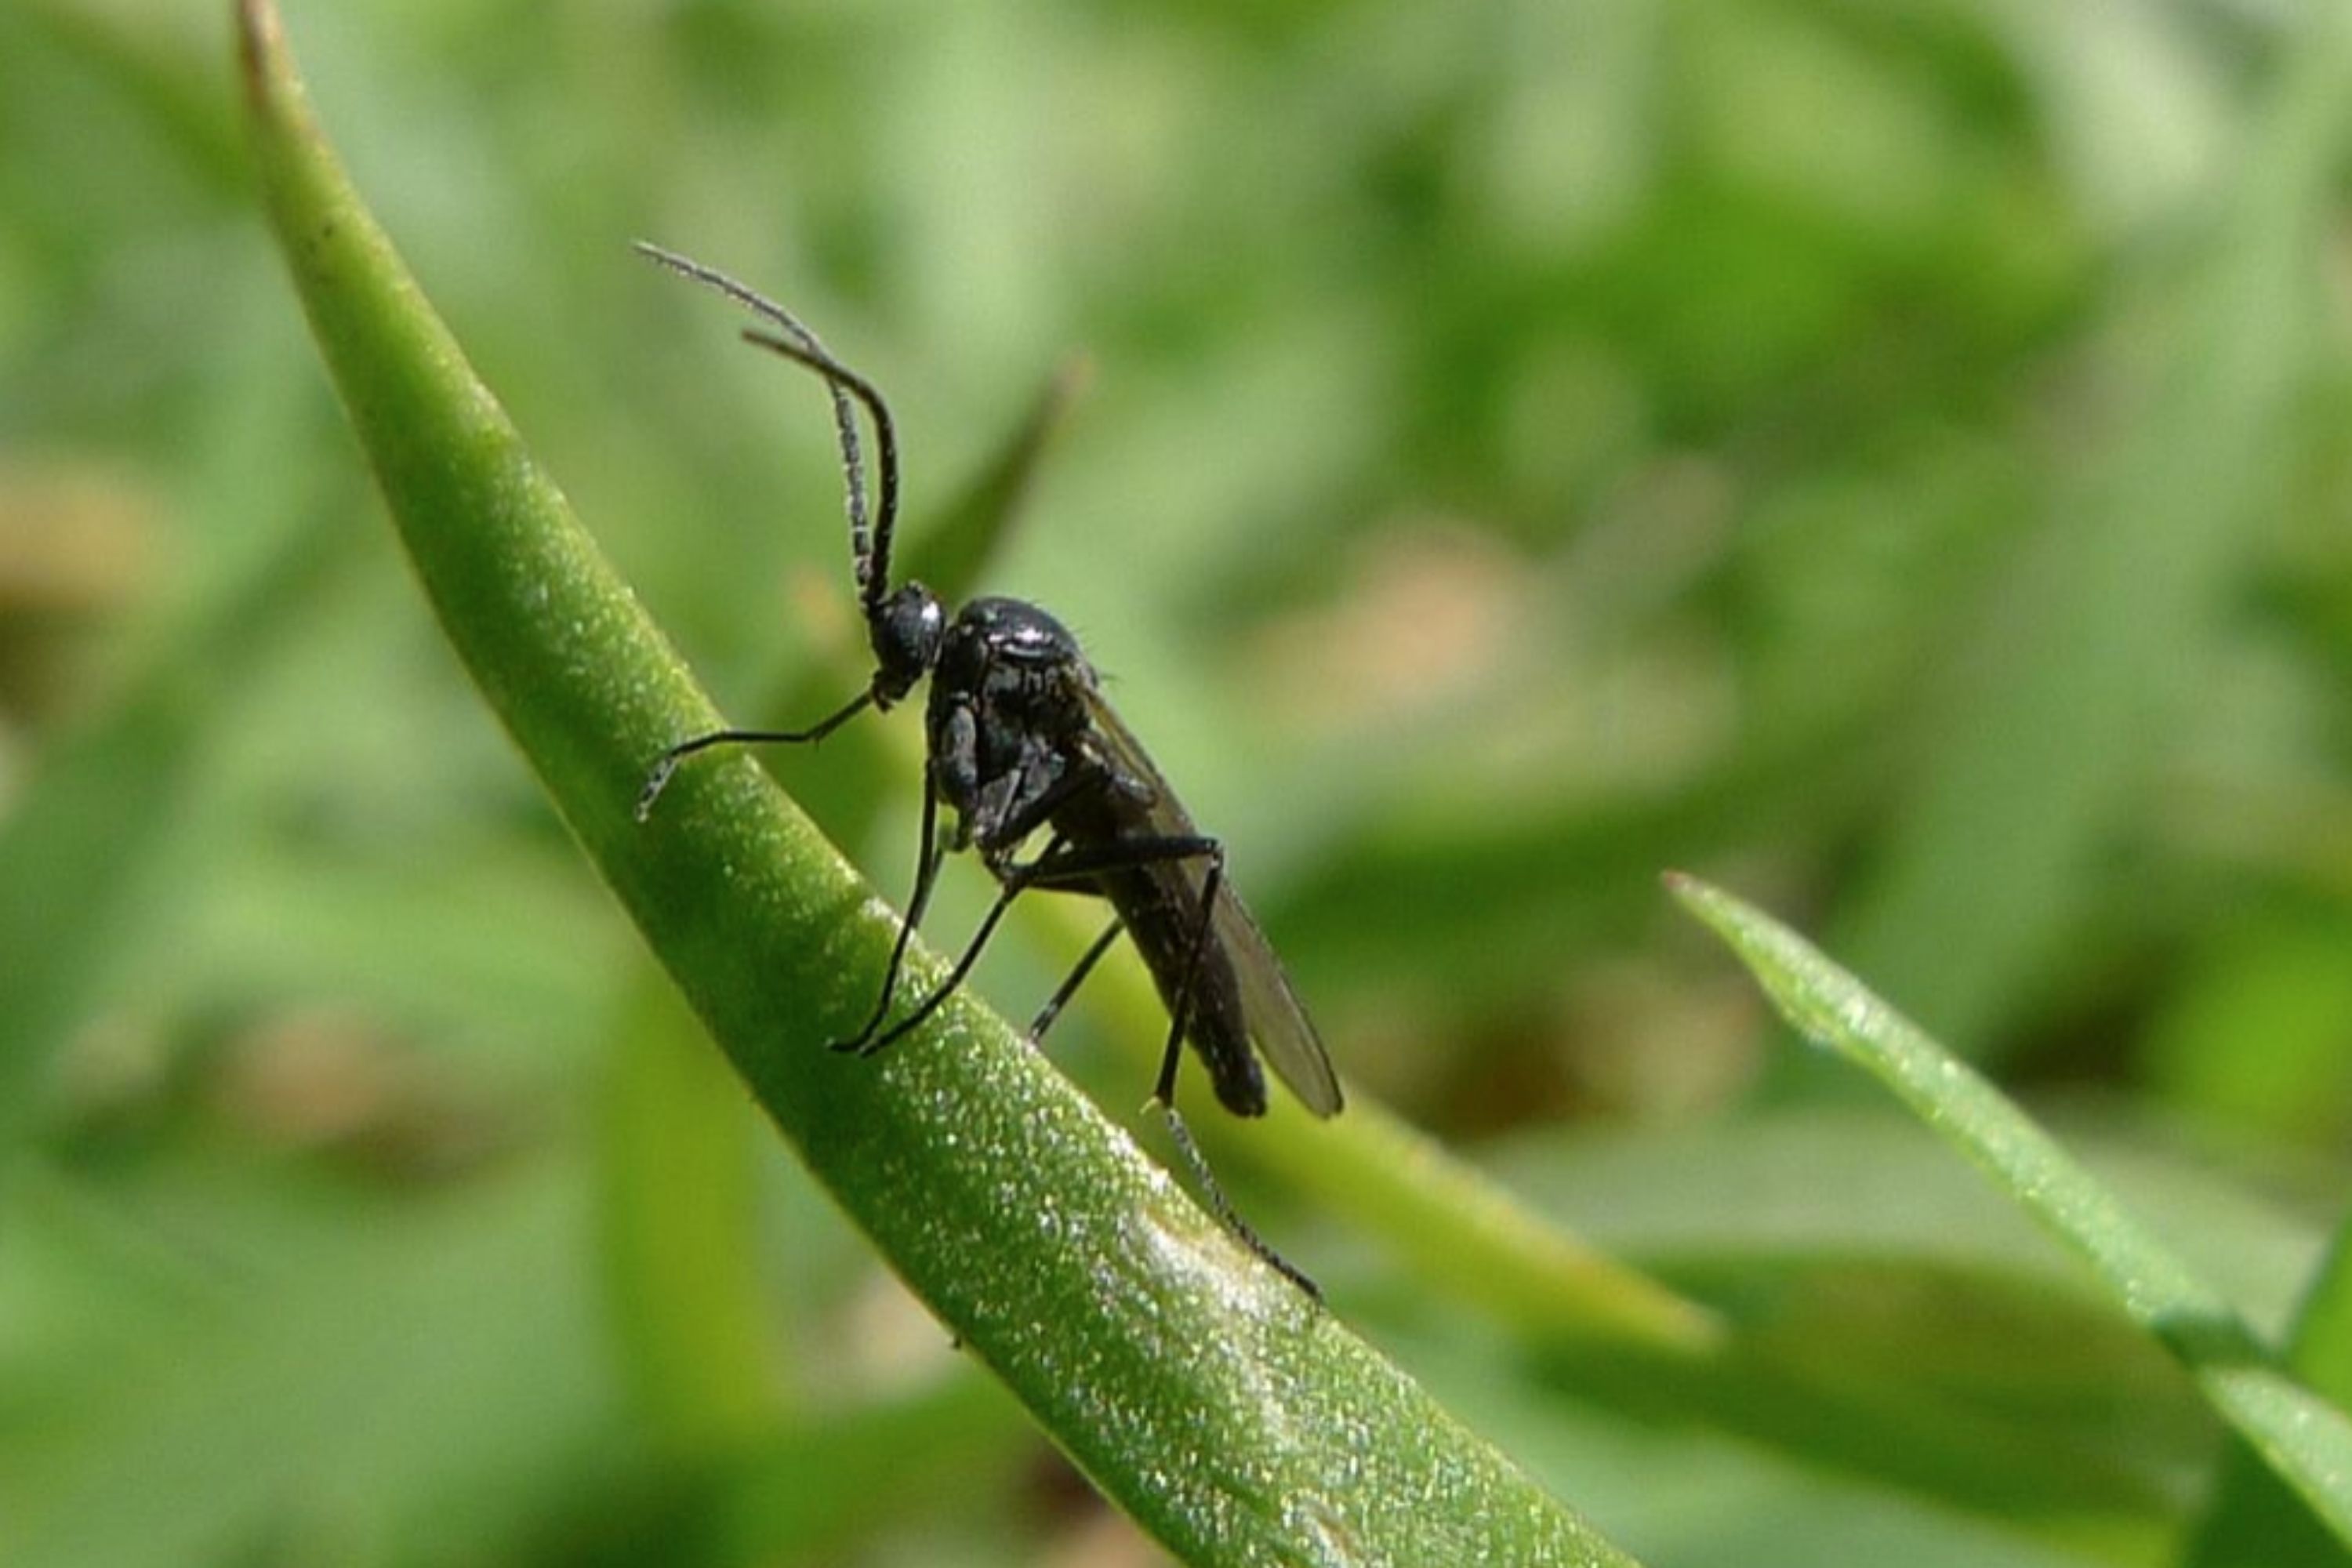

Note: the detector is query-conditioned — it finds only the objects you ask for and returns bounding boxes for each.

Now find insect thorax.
[927,596,1102,854]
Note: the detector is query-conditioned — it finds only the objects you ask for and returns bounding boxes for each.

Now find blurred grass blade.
[901,350,1091,600]
[1016,867,1725,1355]
[1260,1091,1726,1355]
[239,2,1632,1559]
[1671,873,2352,1550]
[1827,1,2352,1059]
[2183,1222,2352,1568]
[0,682,201,1149]
[0,488,336,1154]
[597,977,782,1453]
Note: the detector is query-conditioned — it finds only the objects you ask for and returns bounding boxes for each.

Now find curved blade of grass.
[2183,1220,2352,1568]
[0,411,342,1155]
[596,976,782,1454]
[902,350,1091,601]
[593,355,1094,1457]
[1669,873,2352,1551]
[1258,1091,1727,1356]
[238,3,1629,1560]
[1027,887,1726,1356]
[1827,1,2352,1062]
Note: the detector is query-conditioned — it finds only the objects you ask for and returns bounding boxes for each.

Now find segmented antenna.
[633,241,899,613]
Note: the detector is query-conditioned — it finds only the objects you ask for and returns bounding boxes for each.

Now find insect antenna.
[737,327,901,617]
[632,241,894,613]
[629,243,916,820]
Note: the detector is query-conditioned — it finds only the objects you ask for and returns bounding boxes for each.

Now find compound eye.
[869,583,945,705]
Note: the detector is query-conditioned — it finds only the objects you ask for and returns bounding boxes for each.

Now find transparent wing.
[1206,869,1344,1117]
[1079,684,1344,1118]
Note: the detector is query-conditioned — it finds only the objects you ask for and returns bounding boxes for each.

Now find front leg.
[830,783,950,1054]
[844,832,1076,1058]
[845,829,1207,1060]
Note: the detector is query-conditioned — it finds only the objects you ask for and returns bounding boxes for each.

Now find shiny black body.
[630,245,1340,1286]
[927,597,1336,1119]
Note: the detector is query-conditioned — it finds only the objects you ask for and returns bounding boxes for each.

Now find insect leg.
[833,785,951,1054]
[1020,834,1323,1298]
[852,831,1192,1059]
[836,818,1321,1295]
[1156,845,1224,1104]
[1028,918,1126,1043]
[1152,1099,1319,1298]
[997,833,1231,1107]
[841,830,1079,1058]
[635,690,877,820]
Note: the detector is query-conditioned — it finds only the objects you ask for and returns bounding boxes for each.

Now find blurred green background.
[5,0,2352,1563]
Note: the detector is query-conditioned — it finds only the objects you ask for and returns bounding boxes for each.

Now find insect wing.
[1079,686,1344,1118]
[1210,876,1344,1116]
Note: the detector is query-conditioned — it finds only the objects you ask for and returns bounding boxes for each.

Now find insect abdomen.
[1097,865,1268,1117]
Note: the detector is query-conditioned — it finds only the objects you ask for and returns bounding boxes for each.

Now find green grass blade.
[1827,1,2352,1058]
[1010,866,1726,1356]
[1671,873,2352,1551]
[2183,1221,2352,1568]
[596,978,783,1453]
[590,352,1091,1454]
[0,483,336,1154]
[902,351,1091,601]
[1260,1091,1727,1355]
[238,2,1631,1559]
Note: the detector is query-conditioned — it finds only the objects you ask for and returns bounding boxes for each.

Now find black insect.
[631,243,1342,1291]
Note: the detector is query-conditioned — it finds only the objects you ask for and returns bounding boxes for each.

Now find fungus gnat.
[631,244,1341,1294]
